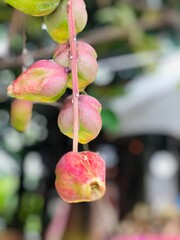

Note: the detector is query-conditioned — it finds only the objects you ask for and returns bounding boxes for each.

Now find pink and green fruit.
[53,41,98,91]
[5,0,60,16]
[55,151,106,203]
[58,94,102,144]
[10,99,33,132]
[7,60,68,103]
[44,0,87,43]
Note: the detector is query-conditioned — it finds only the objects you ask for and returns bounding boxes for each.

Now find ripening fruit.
[5,0,61,16]
[58,94,102,144]
[7,60,68,103]
[10,99,33,132]
[44,0,87,43]
[55,151,106,203]
[53,41,98,91]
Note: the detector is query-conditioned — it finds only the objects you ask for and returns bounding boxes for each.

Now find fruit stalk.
[67,0,79,152]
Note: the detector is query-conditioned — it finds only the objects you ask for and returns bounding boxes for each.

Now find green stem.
[68,0,79,152]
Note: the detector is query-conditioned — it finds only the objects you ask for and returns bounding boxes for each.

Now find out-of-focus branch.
[1,10,180,70]
[0,46,55,70]
[8,10,26,39]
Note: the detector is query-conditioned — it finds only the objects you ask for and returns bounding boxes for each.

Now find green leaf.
[101,108,119,133]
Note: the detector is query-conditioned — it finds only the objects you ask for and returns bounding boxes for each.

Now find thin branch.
[0,45,55,70]
[1,10,180,70]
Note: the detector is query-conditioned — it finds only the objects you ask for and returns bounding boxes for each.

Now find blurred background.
[1,0,180,239]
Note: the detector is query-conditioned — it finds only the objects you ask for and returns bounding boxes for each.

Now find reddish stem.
[68,0,79,152]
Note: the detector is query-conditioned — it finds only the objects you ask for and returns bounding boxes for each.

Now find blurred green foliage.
[0,176,19,221]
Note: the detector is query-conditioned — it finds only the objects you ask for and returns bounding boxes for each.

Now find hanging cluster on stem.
[6,0,106,203]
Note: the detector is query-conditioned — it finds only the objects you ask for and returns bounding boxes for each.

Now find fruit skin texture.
[58,94,102,144]
[10,99,33,132]
[5,0,60,17]
[7,60,68,103]
[55,151,106,203]
[44,0,87,43]
[53,41,98,91]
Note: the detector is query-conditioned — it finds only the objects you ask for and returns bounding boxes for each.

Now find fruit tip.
[7,84,14,97]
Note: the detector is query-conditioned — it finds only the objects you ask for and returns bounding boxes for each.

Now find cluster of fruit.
[6,0,106,203]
